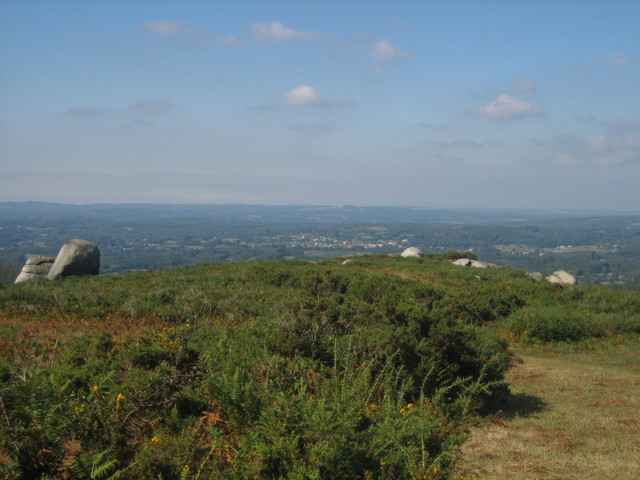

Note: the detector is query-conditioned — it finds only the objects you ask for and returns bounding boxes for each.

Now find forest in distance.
[1,202,639,288]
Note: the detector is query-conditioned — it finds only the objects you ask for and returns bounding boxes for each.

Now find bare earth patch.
[457,344,640,480]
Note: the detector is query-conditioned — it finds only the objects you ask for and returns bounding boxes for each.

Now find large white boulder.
[401,247,423,258]
[47,239,100,280]
[546,270,576,286]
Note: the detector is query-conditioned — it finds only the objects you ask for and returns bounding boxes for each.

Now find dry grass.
[457,342,640,480]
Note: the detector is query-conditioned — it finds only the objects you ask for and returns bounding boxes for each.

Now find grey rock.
[545,270,576,286]
[401,247,423,258]
[452,258,472,267]
[25,255,56,266]
[15,255,55,283]
[47,239,100,280]
[452,258,500,269]
[469,260,492,269]
[528,272,544,282]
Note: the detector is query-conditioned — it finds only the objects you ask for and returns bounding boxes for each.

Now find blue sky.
[1,0,639,211]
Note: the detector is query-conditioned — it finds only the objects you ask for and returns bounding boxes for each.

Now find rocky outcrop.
[401,247,423,258]
[47,239,100,280]
[14,255,56,283]
[452,258,499,269]
[451,257,576,285]
[545,270,576,286]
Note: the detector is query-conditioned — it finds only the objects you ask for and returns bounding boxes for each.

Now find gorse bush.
[1,254,638,478]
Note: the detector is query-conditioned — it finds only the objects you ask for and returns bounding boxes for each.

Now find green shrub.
[502,305,596,342]
[0,256,521,478]
[442,250,478,261]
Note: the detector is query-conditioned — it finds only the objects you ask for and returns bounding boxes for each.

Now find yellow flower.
[90,385,99,393]
[364,403,379,418]
[150,435,160,445]
[399,403,414,415]
[115,393,126,411]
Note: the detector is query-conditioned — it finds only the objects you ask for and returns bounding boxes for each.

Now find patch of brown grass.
[457,343,640,480]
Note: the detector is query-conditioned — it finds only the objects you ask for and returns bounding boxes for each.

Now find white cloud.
[284,86,326,107]
[251,21,319,43]
[140,20,241,46]
[280,86,353,108]
[370,40,409,60]
[470,94,545,120]
[515,79,536,92]
[127,98,172,113]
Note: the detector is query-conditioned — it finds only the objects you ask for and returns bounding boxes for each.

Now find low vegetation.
[0,254,638,479]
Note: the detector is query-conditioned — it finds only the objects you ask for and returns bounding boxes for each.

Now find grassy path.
[457,341,640,480]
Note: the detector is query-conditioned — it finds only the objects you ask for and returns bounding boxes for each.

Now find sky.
[1,0,639,211]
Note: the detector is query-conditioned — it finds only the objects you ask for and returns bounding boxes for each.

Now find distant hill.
[3,201,636,224]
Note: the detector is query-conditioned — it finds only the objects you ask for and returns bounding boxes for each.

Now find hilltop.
[1,254,638,479]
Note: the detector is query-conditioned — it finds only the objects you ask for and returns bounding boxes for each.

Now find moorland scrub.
[1,255,638,479]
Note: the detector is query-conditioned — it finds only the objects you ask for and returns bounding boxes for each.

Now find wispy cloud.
[67,107,102,117]
[140,20,241,46]
[470,94,544,120]
[369,40,410,60]
[599,52,633,69]
[515,79,536,92]
[424,139,502,148]
[289,121,336,135]
[419,123,449,130]
[611,53,631,68]
[251,21,319,43]
[567,61,589,72]
[127,98,172,113]
[533,135,640,165]
[604,119,640,136]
